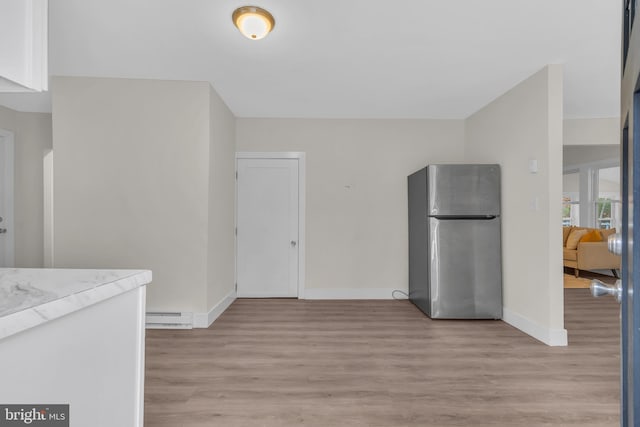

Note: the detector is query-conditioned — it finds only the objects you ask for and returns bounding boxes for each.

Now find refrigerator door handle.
[431,215,498,220]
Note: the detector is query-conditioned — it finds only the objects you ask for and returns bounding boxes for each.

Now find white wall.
[465,65,566,345]
[563,172,579,193]
[236,119,465,297]
[206,86,237,318]
[52,77,211,314]
[0,105,51,267]
[564,118,619,146]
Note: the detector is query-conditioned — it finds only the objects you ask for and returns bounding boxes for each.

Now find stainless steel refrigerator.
[408,164,502,319]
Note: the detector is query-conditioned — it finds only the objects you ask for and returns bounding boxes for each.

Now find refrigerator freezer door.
[428,217,502,319]
[427,164,501,216]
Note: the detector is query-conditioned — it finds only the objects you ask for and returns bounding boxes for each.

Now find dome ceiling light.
[232,6,275,40]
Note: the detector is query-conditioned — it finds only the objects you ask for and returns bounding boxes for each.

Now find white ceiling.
[0,0,622,119]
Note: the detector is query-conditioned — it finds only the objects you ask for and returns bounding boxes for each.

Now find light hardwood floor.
[563,268,617,289]
[145,289,619,426]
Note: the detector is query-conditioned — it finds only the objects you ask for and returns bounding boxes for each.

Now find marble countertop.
[0,268,152,340]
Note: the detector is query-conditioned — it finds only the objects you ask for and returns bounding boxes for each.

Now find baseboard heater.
[145,312,193,329]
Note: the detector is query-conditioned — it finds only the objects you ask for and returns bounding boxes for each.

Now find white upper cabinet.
[0,0,48,92]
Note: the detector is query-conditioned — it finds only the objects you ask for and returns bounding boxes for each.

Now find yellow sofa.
[562,226,621,278]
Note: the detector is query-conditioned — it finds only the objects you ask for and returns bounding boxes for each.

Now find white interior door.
[0,129,14,267]
[236,158,299,297]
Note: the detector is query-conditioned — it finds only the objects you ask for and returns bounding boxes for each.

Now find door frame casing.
[235,152,306,299]
[621,0,640,423]
[0,128,14,267]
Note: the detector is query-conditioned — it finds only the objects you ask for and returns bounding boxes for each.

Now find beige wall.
[52,76,236,319]
[564,117,619,145]
[0,105,14,124]
[43,70,582,342]
[464,66,565,345]
[207,86,237,309]
[563,145,619,169]
[0,105,51,267]
[52,77,211,313]
[236,119,465,296]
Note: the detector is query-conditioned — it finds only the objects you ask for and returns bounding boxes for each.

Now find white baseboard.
[502,307,568,346]
[146,290,236,330]
[193,290,236,328]
[303,288,406,300]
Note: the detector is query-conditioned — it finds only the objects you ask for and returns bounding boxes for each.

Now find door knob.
[590,279,622,304]
[608,233,622,255]
[291,240,297,247]
[0,228,6,234]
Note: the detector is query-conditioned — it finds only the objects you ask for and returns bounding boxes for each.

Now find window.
[562,162,621,231]
[562,172,580,226]
[596,166,621,230]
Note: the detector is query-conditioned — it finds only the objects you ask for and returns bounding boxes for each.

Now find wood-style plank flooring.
[145,289,620,426]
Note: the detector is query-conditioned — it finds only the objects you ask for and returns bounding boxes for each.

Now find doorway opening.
[0,128,14,267]
[562,145,620,286]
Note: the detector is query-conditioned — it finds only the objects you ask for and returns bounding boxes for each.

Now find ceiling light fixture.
[232,6,275,40]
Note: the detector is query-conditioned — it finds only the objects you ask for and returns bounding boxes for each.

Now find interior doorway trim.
[235,152,306,299]
[0,128,15,267]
